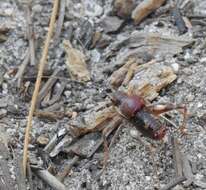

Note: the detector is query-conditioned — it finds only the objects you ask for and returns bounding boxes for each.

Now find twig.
[23,0,60,175]
[171,136,183,176]
[181,153,194,187]
[31,166,66,190]
[160,176,186,190]
[0,143,15,190]
[23,75,86,84]
[54,0,66,46]
[14,48,30,88]
[13,153,26,190]
[34,110,65,121]
[43,101,64,112]
[37,68,61,107]
[26,1,36,66]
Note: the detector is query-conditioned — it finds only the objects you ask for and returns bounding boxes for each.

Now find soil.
[0,0,206,190]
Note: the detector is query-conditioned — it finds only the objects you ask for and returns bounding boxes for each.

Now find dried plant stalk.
[23,0,59,176]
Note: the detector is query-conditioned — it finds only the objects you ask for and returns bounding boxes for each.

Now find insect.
[100,90,187,174]
[110,91,187,140]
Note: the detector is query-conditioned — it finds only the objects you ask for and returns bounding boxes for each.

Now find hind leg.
[100,116,122,175]
[146,103,187,134]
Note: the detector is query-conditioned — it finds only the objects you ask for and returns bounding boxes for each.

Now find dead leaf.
[64,40,90,82]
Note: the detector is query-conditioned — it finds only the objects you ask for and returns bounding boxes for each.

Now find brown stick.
[54,0,66,46]
[37,68,61,106]
[14,48,30,88]
[23,0,60,175]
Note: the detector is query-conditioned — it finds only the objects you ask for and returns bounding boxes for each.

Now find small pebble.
[171,63,179,73]
[84,0,103,17]
[101,16,124,33]
[4,8,13,16]
[37,135,49,146]
[186,94,195,102]
[64,90,72,98]
[200,57,206,63]
[32,4,43,13]
[184,52,196,64]
[130,129,139,139]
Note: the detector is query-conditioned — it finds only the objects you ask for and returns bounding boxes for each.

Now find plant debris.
[64,40,90,82]
[132,0,166,24]
[1,0,206,189]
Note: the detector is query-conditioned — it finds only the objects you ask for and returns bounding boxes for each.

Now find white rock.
[64,90,71,98]
[83,0,103,17]
[200,57,206,63]
[130,129,139,139]
[171,63,179,73]
[32,4,43,13]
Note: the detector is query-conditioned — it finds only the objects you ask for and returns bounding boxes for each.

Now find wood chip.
[109,58,136,88]
[64,40,90,82]
[128,31,194,55]
[106,31,194,60]
[132,0,166,25]
[128,61,177,101]
[69,106,117,137]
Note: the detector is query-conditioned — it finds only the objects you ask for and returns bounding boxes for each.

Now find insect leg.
[100,116,122,175]
[146,104,187,134]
